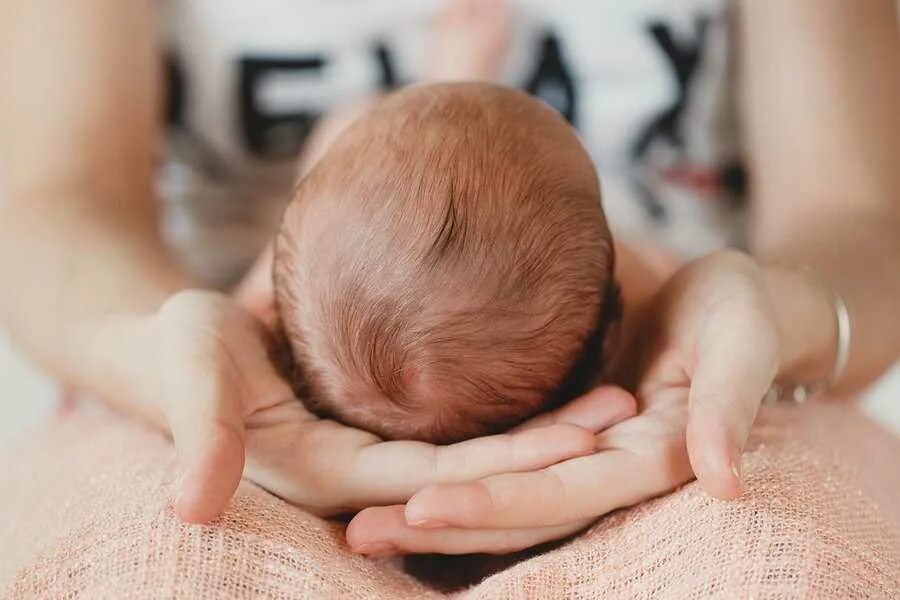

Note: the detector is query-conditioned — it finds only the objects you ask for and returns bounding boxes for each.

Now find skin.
[1,0,899,555]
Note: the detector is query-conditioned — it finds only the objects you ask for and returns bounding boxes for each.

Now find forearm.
[0,194,192,391]
[740,0,900,393]
[0,0,161,197]
[0,0,194,394]
[758,211,900,394]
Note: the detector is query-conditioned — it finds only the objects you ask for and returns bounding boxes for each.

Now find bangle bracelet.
[766,286,852,404]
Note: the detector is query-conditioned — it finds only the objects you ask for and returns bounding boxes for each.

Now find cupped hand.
[107,289,631,524]
[346,250,782,555]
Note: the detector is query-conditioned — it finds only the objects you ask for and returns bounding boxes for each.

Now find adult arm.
[680,0,900,502]
[741,0,900,392]
[0,0,187,399]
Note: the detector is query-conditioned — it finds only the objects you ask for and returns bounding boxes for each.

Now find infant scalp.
[273,82,616,443]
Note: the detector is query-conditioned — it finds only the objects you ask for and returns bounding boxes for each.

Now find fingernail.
[730,461,742,483]
[406,518,448,529]
[354,542,397,558]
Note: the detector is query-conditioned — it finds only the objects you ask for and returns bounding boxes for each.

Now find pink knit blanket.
[1,400,898,598]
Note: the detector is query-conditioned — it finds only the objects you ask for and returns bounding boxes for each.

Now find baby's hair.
[273,83,617,443]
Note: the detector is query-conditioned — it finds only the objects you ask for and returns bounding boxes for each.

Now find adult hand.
[98,289,629,524]
[346,250,787,555]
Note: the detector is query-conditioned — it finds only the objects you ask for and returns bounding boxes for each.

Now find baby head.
[273,83,618,444]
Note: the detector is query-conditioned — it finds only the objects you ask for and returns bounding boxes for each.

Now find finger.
[347,506,587,556]
[404,442,673,529]
[232,243,276,328]
[156,295,298,523]
[173,420,245,524]
[162,352,246,523]
[686,307,778,500]
[511,385,637,433]
[342,424,598,507]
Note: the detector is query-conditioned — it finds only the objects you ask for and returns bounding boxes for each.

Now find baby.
[271,83,619,444]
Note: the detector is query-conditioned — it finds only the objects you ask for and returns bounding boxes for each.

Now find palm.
[242,401,379,515]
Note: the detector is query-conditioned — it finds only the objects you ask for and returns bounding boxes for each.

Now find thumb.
[685,308,778,499]
[163,367,247,524]
[232,243,278,331]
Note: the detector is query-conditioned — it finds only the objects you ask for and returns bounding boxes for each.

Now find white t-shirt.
[161,0,746,284]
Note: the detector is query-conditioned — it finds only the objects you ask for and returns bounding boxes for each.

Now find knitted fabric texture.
[1,400,898,599]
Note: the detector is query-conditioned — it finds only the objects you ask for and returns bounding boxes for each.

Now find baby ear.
[233,243,278,331]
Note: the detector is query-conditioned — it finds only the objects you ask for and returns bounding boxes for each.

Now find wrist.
[71,312,157,417]
[761,265,838,386]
